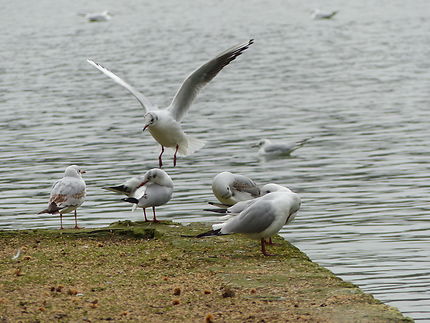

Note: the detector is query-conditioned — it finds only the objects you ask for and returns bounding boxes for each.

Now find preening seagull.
[211,171,260,207]
[254,137,312,157]
[87,39,253,167]
[121,168,173,222]
[197,191,301,256]
[103,175,146,197]
[206,183,293,219]
[38,165,86,229]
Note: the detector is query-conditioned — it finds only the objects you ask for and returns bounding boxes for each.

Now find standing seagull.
[211,171,260,207]
[206,183,294,245]
[122,169,173,222]
[38,165,86,229]
[87,39,253,167]
[196,191,301,256]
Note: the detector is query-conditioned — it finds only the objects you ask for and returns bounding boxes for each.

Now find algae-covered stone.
[0,221,413,322]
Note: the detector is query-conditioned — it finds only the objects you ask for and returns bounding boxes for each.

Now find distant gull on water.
[38,165,86,229]
[311,9,338,20]
[254,138,312,157]
[87,39,253,167]
[83,11,112,22]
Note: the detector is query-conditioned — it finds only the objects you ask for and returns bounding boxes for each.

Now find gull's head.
[142,112,158,131]
[261,183,292,195]
[65,165,86,178]
[253,139,270,148]
[217,185,232,200]
[140,168,173,187]
[212,172,235,201]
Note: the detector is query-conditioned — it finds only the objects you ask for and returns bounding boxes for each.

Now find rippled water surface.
[2,0,430,320]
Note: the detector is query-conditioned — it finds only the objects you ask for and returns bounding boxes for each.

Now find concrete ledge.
[0,221,412,322]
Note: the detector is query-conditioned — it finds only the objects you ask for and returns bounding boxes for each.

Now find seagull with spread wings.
[87,39,253,167]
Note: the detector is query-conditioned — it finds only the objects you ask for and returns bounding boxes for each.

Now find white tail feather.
[178,135,206,155]
[212,223,223,231]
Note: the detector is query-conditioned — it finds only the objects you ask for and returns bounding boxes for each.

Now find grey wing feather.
[137,184,172,208]
[87,59,154,112]
[231,176,260,197]
[227,198,259,215]
[168,39,253,121]
[50,178,85,198]
[222,200,275,234]
[264,143,296,154]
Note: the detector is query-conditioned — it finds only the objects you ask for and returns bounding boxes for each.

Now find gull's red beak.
[137,180,148,188]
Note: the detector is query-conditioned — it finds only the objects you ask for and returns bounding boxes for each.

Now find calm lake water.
[1,0,430,320]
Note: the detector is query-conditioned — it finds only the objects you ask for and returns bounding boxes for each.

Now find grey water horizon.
[1,0,430,320]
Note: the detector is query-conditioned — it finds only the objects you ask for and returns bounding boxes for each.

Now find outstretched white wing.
[168,39,253,121]
[87,59,155,112]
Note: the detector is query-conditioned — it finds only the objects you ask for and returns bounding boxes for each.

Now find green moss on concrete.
[0,221,413,322]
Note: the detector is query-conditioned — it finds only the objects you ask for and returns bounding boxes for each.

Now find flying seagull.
[87,39,253,167]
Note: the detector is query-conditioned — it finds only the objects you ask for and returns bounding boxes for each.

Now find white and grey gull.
[38,165,86,229]
[87,39,253,167]
[196,190,301,256]
[254,137,312,157]
[311,9,338,20]
[83,10,112,22]
[211,171,260,207]
[119,168,174,222]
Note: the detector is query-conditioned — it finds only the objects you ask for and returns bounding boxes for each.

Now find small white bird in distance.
[196,190,301,256]
[38,165,86,229]
[83,10,112,22]
[87,39,253,168]
[120,169,174,222]
[311,9,338,20]
[254,137,312,157]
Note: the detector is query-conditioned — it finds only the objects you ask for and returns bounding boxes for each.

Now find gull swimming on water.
[121,169,173,222]
[83,10,112,22]
[87,39,253,168]
[38,165,86,229]
[211,171,260,207]
[196,191,301,256]
[254,137,312,157]
[311,9,338,20]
